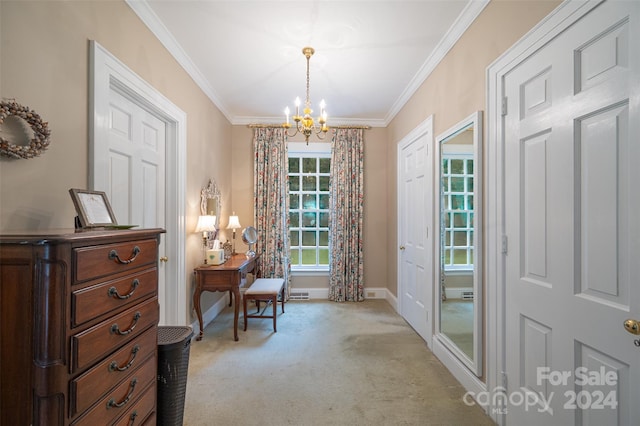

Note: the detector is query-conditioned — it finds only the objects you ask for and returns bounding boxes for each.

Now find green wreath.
[0,100,51,159]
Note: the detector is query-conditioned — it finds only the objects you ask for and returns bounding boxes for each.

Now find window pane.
[289,157,299,173]
[468,195,474,210]
[319,231,328,246]
[289,212,299,227]
[451,195,465,209]
[319,176,330,191]
[443,195,450,210]
[290,249,300,265]
[303,158,316,173]
[302,212,316,227]
[319,158,330,173]
[451,177,465,192]
[289,194,299,209]
[301,231,316,246]
[453,212,467,227]
[443,177,449,191]
[467,159,474,174]
[319,212,329,227]
[319,248,329,265]
[451,159,464,174]
[468,177,474,192]
[444,212,451,227]
[445,230,451,245]
[443,159,449,174]
[453,231,467,246]
[302,176,316,191]
[302,194,316,209]
[289,176,300,191]
[301,249,316,265]
[319,194,330,209]
[453,249,467,264]
[289,231,299,246]
[444,249,451,264]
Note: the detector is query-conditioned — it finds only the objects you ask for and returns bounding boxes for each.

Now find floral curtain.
[329,128,364,302]
[253,128,290,291]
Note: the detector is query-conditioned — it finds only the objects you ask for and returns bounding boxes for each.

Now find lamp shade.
[226,214,241,230]
[195,215,217,233]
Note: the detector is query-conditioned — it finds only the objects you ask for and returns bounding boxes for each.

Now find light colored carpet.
[182,299,494,426]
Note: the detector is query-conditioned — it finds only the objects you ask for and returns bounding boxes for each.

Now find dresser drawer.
[72,356,156,426]
[112,383,156,426]
[72,297,159,372]
[72,268,158,327]
[74,239,158,283]
[71,327,157,416]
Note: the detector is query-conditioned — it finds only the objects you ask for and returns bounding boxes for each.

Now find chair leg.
[243,295,249,331]
[272,295,277,332]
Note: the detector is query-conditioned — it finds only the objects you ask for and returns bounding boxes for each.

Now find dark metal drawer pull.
[106,378,138,409]
[108,345,140,372]
[109,246,141,264]
[128,411,138,426]
[108,279,139,299]
[111,312,141,335]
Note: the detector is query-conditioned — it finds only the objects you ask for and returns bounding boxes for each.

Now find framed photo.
[69,188,118,228]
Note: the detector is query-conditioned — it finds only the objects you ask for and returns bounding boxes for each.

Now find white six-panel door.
[502,1,639,424]
[398,116,434,344]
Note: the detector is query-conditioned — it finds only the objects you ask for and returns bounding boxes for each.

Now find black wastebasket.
[157,326,194,426]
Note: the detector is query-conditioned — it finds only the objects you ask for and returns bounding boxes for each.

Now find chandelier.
[282,47,328,144]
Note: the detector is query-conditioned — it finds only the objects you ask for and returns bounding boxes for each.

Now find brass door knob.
[159,256,168,263]
[399,246,405,250]
[623,319,640,335]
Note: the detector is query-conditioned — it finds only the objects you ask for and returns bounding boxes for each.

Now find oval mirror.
[242,226,258,257]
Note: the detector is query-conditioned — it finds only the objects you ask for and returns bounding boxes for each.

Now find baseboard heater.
[289,291,309,300]
[462,291,474,300]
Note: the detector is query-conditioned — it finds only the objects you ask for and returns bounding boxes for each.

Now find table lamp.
[195,215,217,263]
[226,213,242,255]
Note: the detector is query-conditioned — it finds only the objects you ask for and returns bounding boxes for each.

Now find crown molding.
[125,0,234,123]
[384,0,490,126]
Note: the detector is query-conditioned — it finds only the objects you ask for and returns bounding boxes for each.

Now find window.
[288,143,331,271]
[442,154,474,271]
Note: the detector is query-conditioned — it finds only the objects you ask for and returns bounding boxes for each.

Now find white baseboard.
[433,335,488,413]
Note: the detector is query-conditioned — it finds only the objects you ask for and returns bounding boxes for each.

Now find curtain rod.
[247,124,371,130]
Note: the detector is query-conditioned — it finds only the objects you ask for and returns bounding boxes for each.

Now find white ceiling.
[127,0,488,127]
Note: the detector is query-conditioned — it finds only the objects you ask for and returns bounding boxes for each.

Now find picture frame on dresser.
[69,188,118,228]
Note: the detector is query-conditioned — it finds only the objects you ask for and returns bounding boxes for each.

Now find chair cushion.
[245,278,284,295]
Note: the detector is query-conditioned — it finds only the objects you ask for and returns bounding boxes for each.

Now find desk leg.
[193,287,204,341]
[232,287,240,341]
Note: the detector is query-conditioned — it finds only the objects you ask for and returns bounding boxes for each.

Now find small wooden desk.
[193,254,260,341]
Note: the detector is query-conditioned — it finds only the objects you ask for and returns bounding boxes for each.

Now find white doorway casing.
[90,41,187,326]
[397,115,434,347]
[487,1,640,424]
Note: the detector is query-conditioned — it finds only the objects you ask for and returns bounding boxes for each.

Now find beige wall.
[0,0,233,322]
[1,0,562,313]
[230,126,389,292]
[386,0,561,296]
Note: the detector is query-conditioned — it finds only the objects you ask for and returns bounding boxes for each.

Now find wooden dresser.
[0,228,164,426]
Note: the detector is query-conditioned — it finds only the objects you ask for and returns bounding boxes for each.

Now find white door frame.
[396,114,433,348]
[486,1,604,423]
[89,41,187,326]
